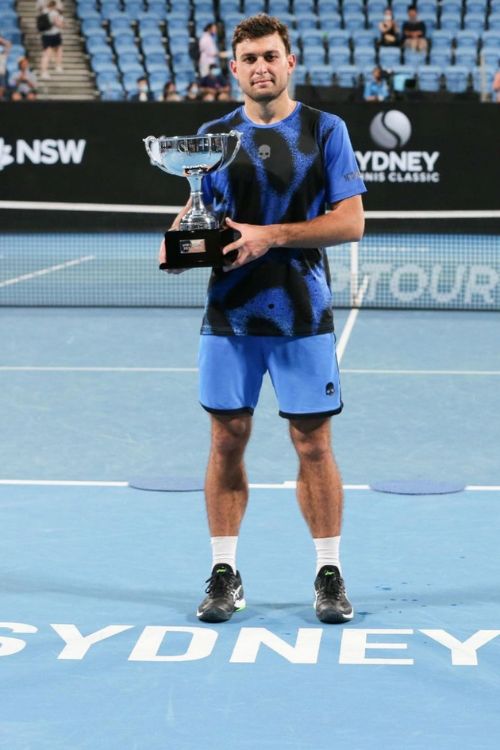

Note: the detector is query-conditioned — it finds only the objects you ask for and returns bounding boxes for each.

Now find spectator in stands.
[0,35,12,89]
[130,76,155,101]
[38,0,64,79]
[184,81,201,101]
[198,22,228,77]
[9,56,37,100]
[401,5,428,53]
[161,80,182,102]
[493,69,500,102]
[363,66,389,102]
[378,8,399,47]
[200,63,231,100]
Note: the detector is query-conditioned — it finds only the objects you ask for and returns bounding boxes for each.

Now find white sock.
[314,536,342,575]
[210,536,238,574]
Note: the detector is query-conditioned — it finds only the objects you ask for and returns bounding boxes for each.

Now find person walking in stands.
[38,0,64,79]
[159,14,366,625]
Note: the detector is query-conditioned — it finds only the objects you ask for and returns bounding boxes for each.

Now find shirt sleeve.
[323,118,367,204]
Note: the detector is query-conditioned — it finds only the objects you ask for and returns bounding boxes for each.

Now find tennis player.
[161,14,366,623]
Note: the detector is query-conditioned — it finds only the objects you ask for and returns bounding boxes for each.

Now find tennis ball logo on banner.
[356,110,440,184]
[0,137,86,170]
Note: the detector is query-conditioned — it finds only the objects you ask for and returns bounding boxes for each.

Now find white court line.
[0,255,94,288]
[0,479,498,491]
[2,202,499,219]
[336,275,369,364]
[0,366,198,372]
[2,367,500,376]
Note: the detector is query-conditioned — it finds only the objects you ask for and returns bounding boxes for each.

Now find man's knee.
[289,419,332,463]
[210,414,252,456]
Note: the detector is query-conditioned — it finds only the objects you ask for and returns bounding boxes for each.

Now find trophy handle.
[222,130,242,169]
[143,136,163,169]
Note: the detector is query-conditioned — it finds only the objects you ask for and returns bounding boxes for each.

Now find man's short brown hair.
[232,14,291,57]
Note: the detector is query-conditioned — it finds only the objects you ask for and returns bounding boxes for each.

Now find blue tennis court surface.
[1,306,500,749]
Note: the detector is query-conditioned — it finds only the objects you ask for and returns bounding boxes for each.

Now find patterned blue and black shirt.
[199,102,366,337]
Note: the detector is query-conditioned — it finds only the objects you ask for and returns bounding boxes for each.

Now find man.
[129,76,155,102]
[364,66,389,102]
[9,57,37,101]
[401,5,428,53]
[39,0,64,79]
[160,14,365,624]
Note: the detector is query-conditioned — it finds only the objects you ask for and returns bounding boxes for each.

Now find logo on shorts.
[325,382,335,396]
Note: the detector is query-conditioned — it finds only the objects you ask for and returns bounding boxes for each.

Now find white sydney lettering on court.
[1,623,500,665]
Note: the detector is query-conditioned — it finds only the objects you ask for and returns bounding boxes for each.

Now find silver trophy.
[143,131,242,269]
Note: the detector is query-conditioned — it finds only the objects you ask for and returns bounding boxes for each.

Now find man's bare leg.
[197,413,252,622]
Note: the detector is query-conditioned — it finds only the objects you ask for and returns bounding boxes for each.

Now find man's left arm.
[222,195,364,271]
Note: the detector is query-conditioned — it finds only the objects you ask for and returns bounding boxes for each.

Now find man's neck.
[243,94,297,125]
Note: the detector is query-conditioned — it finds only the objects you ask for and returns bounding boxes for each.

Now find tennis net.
[0,207,499,310]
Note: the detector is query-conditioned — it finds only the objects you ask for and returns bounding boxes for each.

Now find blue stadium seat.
[145,50,168,66]
[118,59,144,76]
[429,48,452,66]
[341,0,363,12]
[100,1,121,19]
[244,0,266,13]
[295,12,319,30]
[466,0,488,14]
[317,11,341,29]
[329,48,351,67]
[454,48,478,69]
[109,18,133,35]
[122,2,144,20]
[137,19,162,36]
[81,18,105,36]
[352,29,377,47]
[309,64,333,85]
[343,13,366,33]
[419,0,439,13]
[169,37,191,55]
[439,12,462,33]
[463,13,487,32]
[77,3,100,21]
[430,31,454,53]
[441,0,462,12]
[149,70,170,90]
[455,30,480,49]
[378,46,401,68]
[196,0,215,13]
[335,64,359,87]
[268,0,291,14]
[223,12,245,30]
[114,36,138,54]
[92,56,118,74]
[317,0,339,11]
[419,13,437,35]
[479,49,499,67]
[140,36,164,54]
[391,1,410,19]
[444,65,470,92]
[96,71,122,91]
[418,64,442,91]
[327,30,350,48]
[122,71,140,94]
[488,13,500,31]
[300,30,325,47]
[292,64,307,84]
[87,37,111,55]
[404,48,427,68]
[481,30,500,49]
[366,0,386,14]
[303,46,327,66]
[171,49,192,67]
[353,45,376,67]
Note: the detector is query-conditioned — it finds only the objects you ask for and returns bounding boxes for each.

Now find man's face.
[230,33,295,103]
[408,8,417,20]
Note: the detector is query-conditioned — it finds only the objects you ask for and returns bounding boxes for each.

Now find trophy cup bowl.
[143,131,242,269]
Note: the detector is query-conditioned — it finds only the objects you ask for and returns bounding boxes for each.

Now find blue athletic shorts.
[198,333,343,419]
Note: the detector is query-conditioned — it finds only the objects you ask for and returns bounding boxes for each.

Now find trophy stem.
[180,182,217,231]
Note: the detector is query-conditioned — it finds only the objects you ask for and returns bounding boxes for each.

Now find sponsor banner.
[0,101,498,213]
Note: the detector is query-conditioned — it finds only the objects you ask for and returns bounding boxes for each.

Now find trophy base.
[159,227,240,269]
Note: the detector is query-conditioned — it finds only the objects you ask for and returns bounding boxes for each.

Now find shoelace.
[205,569,235,597]
[319,570,345,599]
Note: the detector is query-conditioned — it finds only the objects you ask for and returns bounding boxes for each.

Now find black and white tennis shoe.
[314,565,354,624]
[197,565,246,623]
